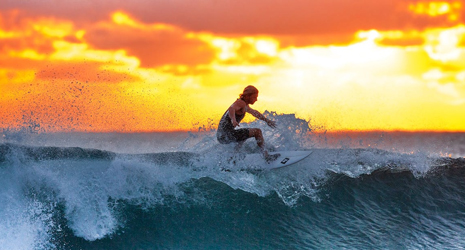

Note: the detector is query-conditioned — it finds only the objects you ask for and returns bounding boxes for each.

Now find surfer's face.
[247,93,258,104]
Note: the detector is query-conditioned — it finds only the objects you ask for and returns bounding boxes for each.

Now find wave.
[1,140,465,249]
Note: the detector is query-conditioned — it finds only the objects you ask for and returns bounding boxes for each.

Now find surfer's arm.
[228,101,245,127]
[227,106,239,127]
[247,107,277,128]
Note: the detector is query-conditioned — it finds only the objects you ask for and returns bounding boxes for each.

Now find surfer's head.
[240,85,259,104]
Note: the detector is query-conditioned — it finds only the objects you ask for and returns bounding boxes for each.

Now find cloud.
[3,0,463,46]
[114,0,463,36]
[206,36,281,65]
[0,10,56,56]
[378,35,425,46]
[82,12,215,68]
[82,12,287,70]
[408,1,463,21]
[276,34,356,47]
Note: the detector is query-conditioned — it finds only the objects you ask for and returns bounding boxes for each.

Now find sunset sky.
[1,0,465,132]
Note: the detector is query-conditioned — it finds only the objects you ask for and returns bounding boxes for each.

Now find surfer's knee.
[249,128,264,146]
[249,128,263,139]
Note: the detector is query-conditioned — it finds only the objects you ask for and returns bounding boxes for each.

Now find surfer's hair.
[239,85,259,99]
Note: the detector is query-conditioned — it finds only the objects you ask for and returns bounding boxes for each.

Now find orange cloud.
[83,12,215,68]
[376,30,425,46]
[203,35,281,65]
[0,10,56,57]
[4,0,464,46]
[408,1,463,21]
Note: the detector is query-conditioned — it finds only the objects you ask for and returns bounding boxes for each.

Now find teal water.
[1,142,465,250]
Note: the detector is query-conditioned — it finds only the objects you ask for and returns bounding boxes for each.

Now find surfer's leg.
[249,128,280,162]
[249,128,267,155]
[231,128,250,152]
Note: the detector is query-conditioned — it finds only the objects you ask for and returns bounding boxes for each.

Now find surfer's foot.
[265,153,280,163]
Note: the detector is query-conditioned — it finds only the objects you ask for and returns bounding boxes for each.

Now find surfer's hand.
[266,119,277,128]
[232,121,240,127]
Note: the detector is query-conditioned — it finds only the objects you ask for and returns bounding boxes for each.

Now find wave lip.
[0,143,115,163]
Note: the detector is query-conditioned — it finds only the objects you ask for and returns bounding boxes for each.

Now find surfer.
[217,85,280,162]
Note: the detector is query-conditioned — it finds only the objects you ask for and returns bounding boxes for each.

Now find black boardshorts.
[217,128,250,144]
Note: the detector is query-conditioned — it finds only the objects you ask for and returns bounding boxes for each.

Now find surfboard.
[243,150,312,170]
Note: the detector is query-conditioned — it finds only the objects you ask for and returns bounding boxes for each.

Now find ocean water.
[1,114,465,250]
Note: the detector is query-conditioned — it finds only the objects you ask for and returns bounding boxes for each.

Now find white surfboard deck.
[243,151,312,170]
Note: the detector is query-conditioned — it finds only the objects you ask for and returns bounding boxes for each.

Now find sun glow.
[210,38,240,61]
[247,38,279,56]
[1,4,465,132]
[280,31,397,70]
[423,25,465,61]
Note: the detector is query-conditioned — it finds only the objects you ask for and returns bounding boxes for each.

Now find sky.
[1,0,465,132]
